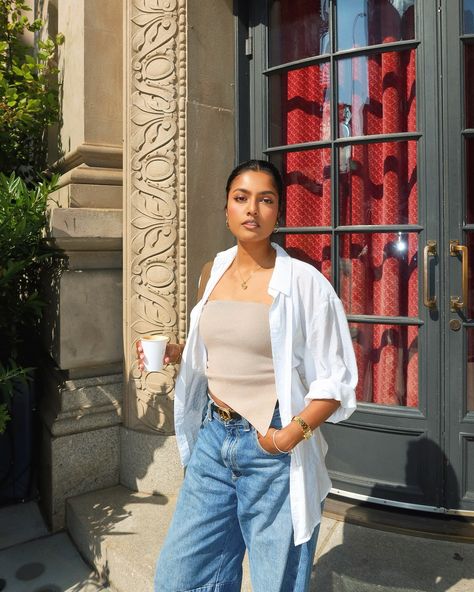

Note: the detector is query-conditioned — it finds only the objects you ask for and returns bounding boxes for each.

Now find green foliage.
[0,359,32,434]
[0,172,59,365]
[0,404,10,433]
[0,172,58,432]
[0,0,64,175]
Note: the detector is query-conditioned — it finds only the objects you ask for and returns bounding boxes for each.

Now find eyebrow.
[231,188,277,196]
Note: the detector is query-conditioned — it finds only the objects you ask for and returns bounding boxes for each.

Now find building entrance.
[239,0,474,512]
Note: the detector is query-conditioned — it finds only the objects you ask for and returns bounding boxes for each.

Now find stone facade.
[39,0,235,529]
[39,0,124,530]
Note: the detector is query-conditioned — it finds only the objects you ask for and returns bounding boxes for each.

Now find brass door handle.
[423,240,437,309]
[450,240,469,312]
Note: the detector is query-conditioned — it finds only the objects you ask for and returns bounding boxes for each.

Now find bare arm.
[137,260,213,370]
[258,400,340,453]
[196,260,213,302]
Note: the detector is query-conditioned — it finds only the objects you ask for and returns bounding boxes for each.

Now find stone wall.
[39,0,124,530]
[39,0,236,528]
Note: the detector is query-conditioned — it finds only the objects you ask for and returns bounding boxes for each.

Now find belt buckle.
[217,407,232,421]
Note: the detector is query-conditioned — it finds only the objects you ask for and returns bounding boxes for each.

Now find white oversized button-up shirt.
[174,243,358,545]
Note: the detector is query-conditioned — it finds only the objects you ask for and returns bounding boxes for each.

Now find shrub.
[0,173,58,433]
[0,0,64,177]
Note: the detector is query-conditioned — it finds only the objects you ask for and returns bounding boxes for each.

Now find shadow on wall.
[311,439,474,591]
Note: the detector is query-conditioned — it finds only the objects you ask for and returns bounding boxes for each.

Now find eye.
[261,197,274,205]
[234,195,247,202]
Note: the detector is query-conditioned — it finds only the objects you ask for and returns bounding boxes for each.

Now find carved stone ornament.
[124,0,186,434]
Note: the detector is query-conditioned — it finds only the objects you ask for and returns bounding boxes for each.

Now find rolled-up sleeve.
[304,296,358,423]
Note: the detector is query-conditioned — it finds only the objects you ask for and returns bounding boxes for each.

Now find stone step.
[66,485,254,592]
[66,484,474,592]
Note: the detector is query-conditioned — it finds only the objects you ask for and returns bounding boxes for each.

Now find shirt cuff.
[304,378,357,423]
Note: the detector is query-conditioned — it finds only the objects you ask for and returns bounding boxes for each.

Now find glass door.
[244,0,446,508]
[444,0,474,511]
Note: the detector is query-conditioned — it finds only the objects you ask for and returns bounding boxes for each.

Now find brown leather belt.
[211,403,242,422]
[210,400,279,422]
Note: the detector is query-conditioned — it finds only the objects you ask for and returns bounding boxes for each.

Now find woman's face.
[226,170,279,243]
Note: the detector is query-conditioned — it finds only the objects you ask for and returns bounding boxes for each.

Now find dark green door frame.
[234,0,474,512]
[444,0,474,511]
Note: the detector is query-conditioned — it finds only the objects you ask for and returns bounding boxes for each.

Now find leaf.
[0,404,11,434]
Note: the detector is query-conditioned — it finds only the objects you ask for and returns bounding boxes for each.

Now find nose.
[246,199,258,215]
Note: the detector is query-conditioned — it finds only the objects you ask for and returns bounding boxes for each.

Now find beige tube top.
[199,300,277,435]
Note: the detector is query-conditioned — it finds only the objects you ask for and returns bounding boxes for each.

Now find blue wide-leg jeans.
[154,401,321,592]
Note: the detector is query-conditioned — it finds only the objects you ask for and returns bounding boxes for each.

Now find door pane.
[350,322,419,407]
[466,139,474,223]
[282,233,332,280]
[271,149,332,227]
[465,43,474,128]
[337,0,415,51]
[269,0,329,66]
[467,329,474,411]
[467,232,474,318]
[340,232,419,317]
[269,64,331,147]
[338,49,416,137]
[465,0,474,33]
[339,140,418,225]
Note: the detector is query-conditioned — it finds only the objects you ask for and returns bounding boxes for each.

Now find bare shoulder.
[197,259,214,301]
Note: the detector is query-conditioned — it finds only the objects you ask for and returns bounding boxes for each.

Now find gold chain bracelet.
[291,415,313,440]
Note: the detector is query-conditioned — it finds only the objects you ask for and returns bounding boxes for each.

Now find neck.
[235,239,275,269]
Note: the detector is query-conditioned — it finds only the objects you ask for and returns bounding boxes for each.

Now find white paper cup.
[141,335,169,371]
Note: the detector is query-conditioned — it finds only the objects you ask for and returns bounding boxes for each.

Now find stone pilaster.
[121,0,187,494]
[38,0,124,530]
[123,0,187,434]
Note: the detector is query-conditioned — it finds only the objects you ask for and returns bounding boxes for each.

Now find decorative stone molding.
[51,143,124,174]
[124,0,187,434]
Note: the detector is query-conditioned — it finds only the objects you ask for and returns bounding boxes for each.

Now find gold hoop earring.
[273,221,279,233]
[225,216,229,228]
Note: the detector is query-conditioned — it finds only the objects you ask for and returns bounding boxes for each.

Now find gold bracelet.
[291,415,313,440]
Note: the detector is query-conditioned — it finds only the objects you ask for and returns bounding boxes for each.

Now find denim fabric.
[154,401,321,592]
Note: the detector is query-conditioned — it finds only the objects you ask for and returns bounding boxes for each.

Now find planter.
[0,374,36,504]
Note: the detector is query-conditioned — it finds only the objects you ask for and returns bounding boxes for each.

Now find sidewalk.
[1,490,474,592]
[0,502,106,592]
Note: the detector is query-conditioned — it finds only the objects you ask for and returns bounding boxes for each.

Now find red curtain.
[280,1,418,406]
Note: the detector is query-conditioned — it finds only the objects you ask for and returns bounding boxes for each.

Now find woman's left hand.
[257,427,290,454]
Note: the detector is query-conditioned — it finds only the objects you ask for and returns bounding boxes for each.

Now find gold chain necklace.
[236,263,262,290]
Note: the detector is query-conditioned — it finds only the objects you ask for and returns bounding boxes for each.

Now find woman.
[138,160,358,592]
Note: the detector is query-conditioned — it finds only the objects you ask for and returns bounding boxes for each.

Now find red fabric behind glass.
[340,43,418,405]
[284,233,332,281]
[270,0,328,66]
[278,1,418,406]
[283,64,330,145]
[284,149,331,227]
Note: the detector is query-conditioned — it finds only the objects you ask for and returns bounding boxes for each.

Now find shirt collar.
[213,241,291,297]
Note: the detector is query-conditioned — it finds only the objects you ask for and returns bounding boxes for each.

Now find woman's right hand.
[136,341,184,371]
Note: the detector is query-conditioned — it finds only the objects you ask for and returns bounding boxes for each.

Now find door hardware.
[423,240,437,309]
[450,240,469,312]
[449,319,462,331]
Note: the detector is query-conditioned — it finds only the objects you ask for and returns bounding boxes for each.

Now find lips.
[242,220,259,228]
